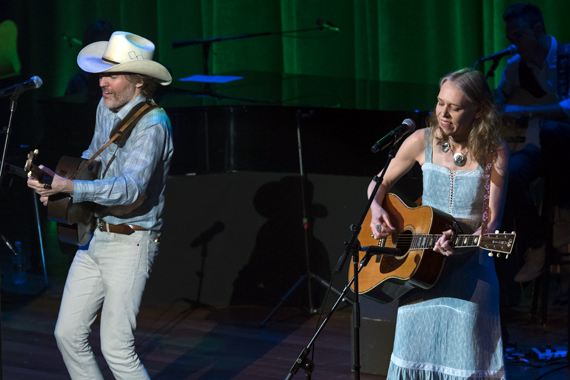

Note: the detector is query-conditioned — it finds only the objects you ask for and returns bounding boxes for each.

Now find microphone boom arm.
[473,57,502,80]
[173,25,334,76]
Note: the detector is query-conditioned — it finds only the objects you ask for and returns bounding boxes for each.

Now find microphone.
[361,246,401,256]
[317,18,340,32]
[371,118,416,153]
[1,234,16,255]
[479,45,518,63]
[0,76,43,98]
[358,246,401,267]
[190,221,225,248]
[62,34,82,47]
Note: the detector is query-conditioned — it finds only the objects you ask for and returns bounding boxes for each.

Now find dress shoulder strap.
[481,149,494,235]
[424,127,433,163]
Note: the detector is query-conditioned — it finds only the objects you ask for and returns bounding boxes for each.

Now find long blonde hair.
[428,68,502,165]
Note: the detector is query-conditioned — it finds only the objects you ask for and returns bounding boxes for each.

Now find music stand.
[173,23,333,76]
[173,21,338,94]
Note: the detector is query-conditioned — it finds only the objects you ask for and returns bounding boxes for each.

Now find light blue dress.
[386,128,506,379]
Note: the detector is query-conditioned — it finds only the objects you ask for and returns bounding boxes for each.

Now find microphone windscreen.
[402,118,416,132]
[31,76,43,89]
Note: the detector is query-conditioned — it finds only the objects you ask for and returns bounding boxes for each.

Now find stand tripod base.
[352,296,398,376]
[260,272,353,327]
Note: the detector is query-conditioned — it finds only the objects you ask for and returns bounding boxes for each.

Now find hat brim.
[77,41,172,86]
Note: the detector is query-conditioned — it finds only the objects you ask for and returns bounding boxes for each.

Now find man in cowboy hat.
[28,31,173,379]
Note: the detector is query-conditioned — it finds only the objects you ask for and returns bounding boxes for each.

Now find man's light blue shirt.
[73,94,173,230]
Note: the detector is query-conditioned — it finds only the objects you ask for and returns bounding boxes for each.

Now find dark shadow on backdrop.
[230,176,329,308]
[188,220,225,307]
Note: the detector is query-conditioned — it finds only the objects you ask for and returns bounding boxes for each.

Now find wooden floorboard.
[1,281,569,379]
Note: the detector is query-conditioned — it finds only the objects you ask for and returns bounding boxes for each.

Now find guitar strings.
[380,234,481,248]
[379,234,512,255]
[382,235,480,242]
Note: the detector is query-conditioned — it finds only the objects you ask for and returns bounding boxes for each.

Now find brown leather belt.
[97,220,147,235]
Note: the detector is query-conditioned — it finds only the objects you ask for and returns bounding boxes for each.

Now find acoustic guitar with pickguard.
[348,193,516,304]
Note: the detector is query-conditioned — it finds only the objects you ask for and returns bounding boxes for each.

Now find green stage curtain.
[5,0,570,97]
[3,0,570,143]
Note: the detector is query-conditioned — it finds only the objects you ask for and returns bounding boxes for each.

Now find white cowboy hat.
[77,31,171,85]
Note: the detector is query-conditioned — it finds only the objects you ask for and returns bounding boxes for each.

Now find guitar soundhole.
[378,229,413,274]
[394,229,412,256]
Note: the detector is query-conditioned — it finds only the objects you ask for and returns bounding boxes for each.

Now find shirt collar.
[105,94,146,122]
[115,94,146,120]
[546,35,557,70]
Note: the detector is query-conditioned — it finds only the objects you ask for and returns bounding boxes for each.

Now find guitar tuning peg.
[488,252,494,257]
[495,230,499,233]
[34,149,39,154]
[496,253,501,258]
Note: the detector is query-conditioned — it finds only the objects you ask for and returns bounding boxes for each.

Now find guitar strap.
[518,41,570,101]
[70,100,159,180]
[480,149,494,235]
[519,60,547,98]
[557,42,570,101]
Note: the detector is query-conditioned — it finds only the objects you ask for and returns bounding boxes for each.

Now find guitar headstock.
[481,230,516,258]
[24,149,44,181]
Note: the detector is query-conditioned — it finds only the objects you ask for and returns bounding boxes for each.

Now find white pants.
[55,228,160,380]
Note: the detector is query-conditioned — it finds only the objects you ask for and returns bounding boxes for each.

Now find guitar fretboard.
[409,234,479,250]
[379,232,514,255]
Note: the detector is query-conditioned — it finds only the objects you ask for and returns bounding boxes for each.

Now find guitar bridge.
[375,238,386,262]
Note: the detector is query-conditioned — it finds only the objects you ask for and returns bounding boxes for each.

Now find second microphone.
[371,118,416,153]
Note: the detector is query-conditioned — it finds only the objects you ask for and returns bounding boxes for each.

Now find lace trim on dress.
[449,171,456,214]
[422,163,484,177]
[391,354,506,379]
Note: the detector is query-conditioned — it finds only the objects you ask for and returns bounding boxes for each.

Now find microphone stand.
[0,86,25,380]
[472,58,501,80]
[284,246,399,380]
[0,86,24,185]
[285,143,400,380]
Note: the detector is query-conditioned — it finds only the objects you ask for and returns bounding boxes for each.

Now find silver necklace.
[441,142,469,167]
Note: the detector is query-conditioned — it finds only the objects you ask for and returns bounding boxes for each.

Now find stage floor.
[0,278,568,380]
